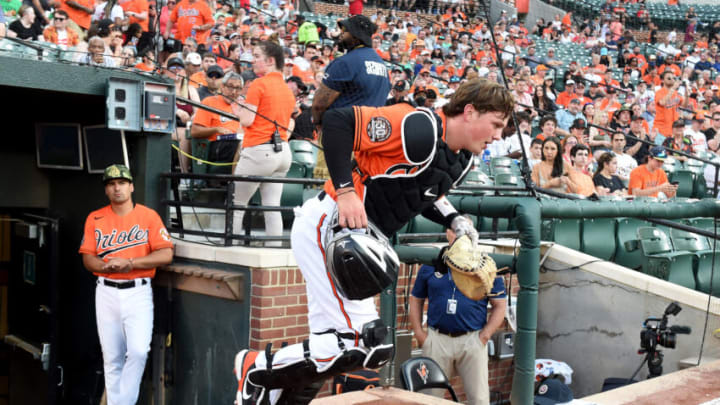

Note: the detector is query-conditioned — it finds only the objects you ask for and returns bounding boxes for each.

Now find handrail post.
[225,180,235,247]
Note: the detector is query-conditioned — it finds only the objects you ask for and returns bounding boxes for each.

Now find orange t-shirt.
[122,0,149,31]
[556,91,577,108]
[190,71,207,88]
[78,204,173,280]
[658,64,681,77]
[568,169,596,197]
[60,0,93,29]
[134,62,154,71]
[170,0,214,43]
[242,71,295,148]
[654,87,683,136]
[193,95,240,142]
[628,164,669,197]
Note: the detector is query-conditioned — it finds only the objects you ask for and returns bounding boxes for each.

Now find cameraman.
[287,76,314,141]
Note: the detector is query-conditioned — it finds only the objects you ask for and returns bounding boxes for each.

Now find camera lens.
[660,332,676,349]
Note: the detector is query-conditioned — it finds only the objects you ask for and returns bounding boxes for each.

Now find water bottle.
[191,29,196,38]
[482,149,491,165]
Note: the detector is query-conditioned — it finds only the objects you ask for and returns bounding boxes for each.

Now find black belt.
[314,329,358,341]
[432,327,473,338]
[101,278,148,289]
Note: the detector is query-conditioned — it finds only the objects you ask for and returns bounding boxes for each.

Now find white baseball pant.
[251,192,380,404]
[232,143,292,247]
[95,278,153,405]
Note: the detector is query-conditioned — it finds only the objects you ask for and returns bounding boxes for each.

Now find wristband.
[336,189,355,197]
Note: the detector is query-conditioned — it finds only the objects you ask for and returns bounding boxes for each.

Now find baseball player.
[79,164,174,405]
[234,79,514,405]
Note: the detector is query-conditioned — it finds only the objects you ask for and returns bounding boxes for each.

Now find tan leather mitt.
[442,235,497,301]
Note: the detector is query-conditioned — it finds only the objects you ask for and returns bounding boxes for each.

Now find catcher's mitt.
[442,235,498,301]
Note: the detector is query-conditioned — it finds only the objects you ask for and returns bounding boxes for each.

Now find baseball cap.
[544,73,554,81]
[570,118,586,129]
[284,58,294,66]
[98,19,115,35]
[420,68,431,75]
[103,164,133,184]
[394,79,409,91]
[534,378,573,405]
[207,64,224,79]
[632,114,645,121]
[566,79,575,85]
[310,55,325,65]
[166,56,185,69]
[392,66,402,72]
[650,146,668,161]
[185,52,202,66]
[569,98,581,104]
[672,119,686,128]
[338,15,377,48]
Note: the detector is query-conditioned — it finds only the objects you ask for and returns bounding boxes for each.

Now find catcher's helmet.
[324,214,400,300]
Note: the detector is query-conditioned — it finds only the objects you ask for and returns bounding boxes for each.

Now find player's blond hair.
[442,78,514,120]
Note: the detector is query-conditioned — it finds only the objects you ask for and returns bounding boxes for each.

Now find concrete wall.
[536,244,720,398]
[525,0,566,31]
[489,0,517,24]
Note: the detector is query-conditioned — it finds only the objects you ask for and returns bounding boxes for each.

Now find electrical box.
[491,331,515,359]
[106,78,142,131]
[143,81,176,134]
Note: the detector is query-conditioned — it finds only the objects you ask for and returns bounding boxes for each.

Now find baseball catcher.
[234,78,514,405]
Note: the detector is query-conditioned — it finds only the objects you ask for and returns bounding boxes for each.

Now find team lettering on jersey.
[95,225,149,257]
[385,163,421,176]
[364,61,387,77]
[177,7,201,17]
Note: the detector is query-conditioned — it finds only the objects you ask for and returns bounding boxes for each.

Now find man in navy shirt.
[409,227,507,405]
[310,14,391,126]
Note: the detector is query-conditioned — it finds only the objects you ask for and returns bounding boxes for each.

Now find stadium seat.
[582,218,616,261]
[552,219,582,251]
[400,357,458,402]
[669,228,720,297]
[615,218,647,271]
[190,138,211,175]
[668,170,695,198]
[636,227,696,290]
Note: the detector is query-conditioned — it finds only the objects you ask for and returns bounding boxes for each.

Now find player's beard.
[338,36,360,52]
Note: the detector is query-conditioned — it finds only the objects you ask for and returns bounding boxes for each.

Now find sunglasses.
[168,65,183,72]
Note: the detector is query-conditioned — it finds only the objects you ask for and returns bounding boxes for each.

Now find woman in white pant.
[234,40,296,245]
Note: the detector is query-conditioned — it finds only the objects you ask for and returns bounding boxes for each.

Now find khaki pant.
[422,327,489,405]
[232,143,291,246]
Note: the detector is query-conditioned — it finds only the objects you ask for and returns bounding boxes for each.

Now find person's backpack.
[332,369,380,394]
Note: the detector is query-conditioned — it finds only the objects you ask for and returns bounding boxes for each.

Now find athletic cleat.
[235,349,260,405]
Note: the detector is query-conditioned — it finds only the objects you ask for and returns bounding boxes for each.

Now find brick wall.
[249,261,517,402]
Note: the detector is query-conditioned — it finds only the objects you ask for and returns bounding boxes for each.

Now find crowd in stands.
[3,0,720,201]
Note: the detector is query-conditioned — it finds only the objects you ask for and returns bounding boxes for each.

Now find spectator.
[512,78,532,113]
[42,9,79,46]
[528,138,543,170]
[705,112,720,151]
[685,117,707,153]
[567,144,595,197]
[81,35,117,66]
[189,52,217,89]
[7,5,41,40]
[537,115,559,141]
[561,135,580,165]
[541,47,563,68]
[662,119,693,162]
[626,114,653,165]
[0,12,6,37]
[532,136,572,193]
[506,111,533,160]
[532,84,557,116]
[556,98,584,131]
[610,104,632,134]
[164,56,199,173]
[628,146,677,198]
[609,131,637,181]
[233,41,295,246]
[183,52,202,79]
[589,110,612,152]
[286,76,313,141]
[93,0,124,26]
[593,151,628,196]
[408,226,506,405]
[191,72,243,170]
[196,64,224,100]
[165,0,214,45]
[120,45,136,67]
[556,79,577,108]
[52,0,94,36]
[386,79,410,106]
[120,0,149,35]
[133,47,155,71]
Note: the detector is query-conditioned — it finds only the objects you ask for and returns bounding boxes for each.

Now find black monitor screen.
[83,126,128,173]
[35,123,83,170]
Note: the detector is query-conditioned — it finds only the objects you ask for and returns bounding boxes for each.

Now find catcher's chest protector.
[364,140,473,236]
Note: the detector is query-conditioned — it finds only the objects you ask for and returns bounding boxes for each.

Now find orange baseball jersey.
[79,204,174,280]
[323,103,446,199]
[121,0,150,31]
[193,95,240,141]
[170,0,214,43]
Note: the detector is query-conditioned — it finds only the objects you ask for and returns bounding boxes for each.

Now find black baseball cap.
[207,64,224,79]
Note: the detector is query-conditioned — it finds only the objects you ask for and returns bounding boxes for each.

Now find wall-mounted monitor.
[83,125,129,174]
[35,123,83,170]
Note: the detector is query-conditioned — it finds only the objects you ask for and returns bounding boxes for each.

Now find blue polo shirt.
[412,265,506,334]
[322,47,391,109]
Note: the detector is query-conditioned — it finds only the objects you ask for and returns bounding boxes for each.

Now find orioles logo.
[416,362,429,385]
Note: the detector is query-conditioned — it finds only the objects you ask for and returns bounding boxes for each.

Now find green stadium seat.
[636,227,696,290]
[669,228,720,296]
[553,218,582,251]
[582,218,616,260]
[190,138,211,175]
[615,218,647,271]
[669,170,695,198]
